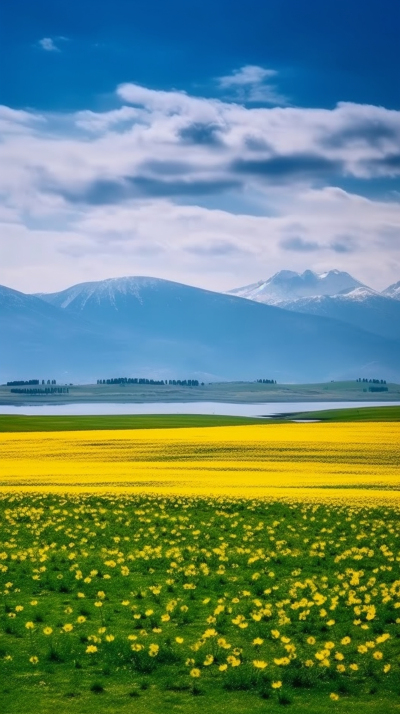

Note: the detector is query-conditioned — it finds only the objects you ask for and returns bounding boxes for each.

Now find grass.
[0,414,268,433]
[0,494,399,714]
[281,406,400,422]
[1,405,399,433]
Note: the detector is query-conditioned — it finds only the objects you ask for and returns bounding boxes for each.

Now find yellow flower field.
[1,422,399,504]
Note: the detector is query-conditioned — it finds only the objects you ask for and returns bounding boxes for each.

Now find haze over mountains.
[1,271,400,384]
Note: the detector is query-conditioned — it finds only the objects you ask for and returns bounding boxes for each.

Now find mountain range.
[1,271,400,383]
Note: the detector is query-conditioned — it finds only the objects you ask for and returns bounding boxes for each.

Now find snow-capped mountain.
[0,275,396,382]
[228,269,366,304]
[382,280,400,301]
[276,287,400,341]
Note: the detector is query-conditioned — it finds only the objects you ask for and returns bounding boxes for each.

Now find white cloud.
[217,64,288,105]
[0,80,399,293]
[38,37,60,52]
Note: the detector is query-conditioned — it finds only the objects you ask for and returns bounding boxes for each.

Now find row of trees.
[6,379,58,386]
[97,378,202,387]
[10,387,69,395]
[357,378,387,384]
[256,379,277,384]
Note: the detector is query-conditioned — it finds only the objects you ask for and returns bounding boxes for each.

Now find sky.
[0,0,399,293]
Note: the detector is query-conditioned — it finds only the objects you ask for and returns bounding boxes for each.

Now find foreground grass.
[1,495,399,713]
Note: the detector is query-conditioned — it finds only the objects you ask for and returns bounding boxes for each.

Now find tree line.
[97,378,202,386]
[10,387,70,395]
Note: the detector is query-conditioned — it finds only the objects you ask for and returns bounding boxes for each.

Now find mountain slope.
[31,276,400,382]
[228,269,366,304]
[276,287,400,341]
[0,285,113,382]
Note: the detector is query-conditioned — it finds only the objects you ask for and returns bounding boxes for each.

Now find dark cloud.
[185,241,246,256]
[322,121,397,149]
[57,175,240,205]
[363,153,400,174]
[178,123,223,146]
[280,236,322,252]
[330,237,357,253]
[232,153,343,181]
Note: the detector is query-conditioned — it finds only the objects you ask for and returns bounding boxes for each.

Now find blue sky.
[0,0,399,292]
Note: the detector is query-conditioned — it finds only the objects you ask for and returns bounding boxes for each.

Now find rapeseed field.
[1,422,399,503]
[0,422,399,712]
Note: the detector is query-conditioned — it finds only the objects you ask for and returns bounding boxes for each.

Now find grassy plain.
[1,379,400,406]
[0,419,399,713]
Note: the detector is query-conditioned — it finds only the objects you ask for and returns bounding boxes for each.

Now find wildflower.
[175,637,184,644]
[373,651,383,660]
[86,645,98,654]
[349,663,358,671]
[15,605,24,612]
[305,659,314,667]
[253,660,268,669]
[336,664,346,673]
[341,636,351,645]
[253,637,264,646]
[105,634,115,642]
[219,664,228,672]
[77,616,86,624]
[43,627,53,635]
[204,654,214,666]
[383,664,391,673]
[307,636,316,645]
[330,693,339,701]
[271,629,280,639]
[94,601,103,608]
[190,668,201,678]
[30,601,38,606]
[131,643,143,652]
[29,656,39,665]
[271,681,282,689]
[63,624,73,632]
[149,644,159,657]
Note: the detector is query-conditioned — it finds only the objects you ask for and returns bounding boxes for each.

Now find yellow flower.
[25,621,35,630]
[219,664,228,672]
[29,656,39,665]
[161,613,170,622]
[105,634,115,642]
[330,693,339,701]
[175,637,184,644]
[349,663,358,671]
[190,668,201,678]
[341,636,351,645]
[271,681,282,689]
[77,592,85,598]
[383,664,391,673]
[63,623,73,632]
[94,601,103,608]
[373,651,383,660]
[131,643,143,652]
[86,645,98,654]
[305,659,314,667]
[336,664,346,673]
[253,660,268,669]
[149,644,159,657]
[253,637,264,646]
[77,616,86,624]
[15,605,24,612]
[307,636,316,645]
[204,654,214,666]
[43,627,53,635]
[271,629,280,639]
[30,601,38,606]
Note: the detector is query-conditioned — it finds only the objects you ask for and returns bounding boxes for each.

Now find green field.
[281,405,400,422]
[1,495,399,714]
[0,405,399,433]
[0,414,268,433]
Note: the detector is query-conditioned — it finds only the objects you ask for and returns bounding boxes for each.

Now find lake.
[0,400,399,417]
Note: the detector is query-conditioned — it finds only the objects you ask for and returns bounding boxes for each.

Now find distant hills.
[1,272,400,383]
[228,270,400,341]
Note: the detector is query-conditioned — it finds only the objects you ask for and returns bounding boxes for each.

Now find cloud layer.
[0,73,399,292]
